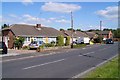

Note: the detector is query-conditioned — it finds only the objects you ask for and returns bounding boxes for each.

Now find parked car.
[105,39,114,44]
[0,42,7,54]
[76,37,90,44]
[29,41,44,49]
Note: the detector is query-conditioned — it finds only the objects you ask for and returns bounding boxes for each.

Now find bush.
[56,35,64,46]
[14,36,25,49]
[65,36,70,46]
[94,36,103,43]
[73,44,86,48]
[44,43,54,47]
[22,46,29,50]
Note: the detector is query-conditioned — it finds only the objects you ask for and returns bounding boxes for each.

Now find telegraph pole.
[100,21,102,31]
[100,20,102,43]
[71,12,74,48]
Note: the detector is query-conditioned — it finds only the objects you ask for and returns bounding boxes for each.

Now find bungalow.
[94,31,113,40]
[85,32,98,40]
[2,24,65,49]
[61,30,89,43]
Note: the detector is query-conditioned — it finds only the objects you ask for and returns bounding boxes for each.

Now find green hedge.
[44,43,54,47]
[73,44,86,48]
[56,35,64,46]
[65,36,70,46]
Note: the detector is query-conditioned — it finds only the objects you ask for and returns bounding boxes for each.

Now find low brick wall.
[44,46,70,51]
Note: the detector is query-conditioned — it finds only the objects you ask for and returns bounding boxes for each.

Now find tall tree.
[1,24,9,29]
[76,29,81,31]
[60,28,64,31]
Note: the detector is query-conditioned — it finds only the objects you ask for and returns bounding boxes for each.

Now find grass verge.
[84,56,119,78]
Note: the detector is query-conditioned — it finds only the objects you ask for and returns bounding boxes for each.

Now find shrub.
[14,36,25,49]
[56,35,64,46]
[94,36,103,43]
[22,46,29,50]
[65,36,70,46]
[51,41,55,45]
[44,43,54,47]
[73,44,86,48]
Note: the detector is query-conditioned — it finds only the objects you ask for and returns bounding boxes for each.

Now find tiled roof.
[85,32,98,38]
[4,24,65,37]
[93,31,111,35]
[62,30,88,37]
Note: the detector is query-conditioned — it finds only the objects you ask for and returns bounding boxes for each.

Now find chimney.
[36,24,41,28]
[35,24,41,30]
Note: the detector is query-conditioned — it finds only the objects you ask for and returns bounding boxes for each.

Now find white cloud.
[3,14,70,27]
[55,19,70,23]
[22,0,33,6]
[41,2,81,13]
[96,6,118,20]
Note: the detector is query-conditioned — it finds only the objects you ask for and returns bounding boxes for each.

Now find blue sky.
[1,2,118,30]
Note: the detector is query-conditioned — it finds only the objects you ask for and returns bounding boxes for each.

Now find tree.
[76,29,81,31]
[1,24,9,29]
[56,35,64,46]
[67,28,75,31]
[113,28,120,38]
[14,36,25,49]
[60,28,64,31]
[87,29,100,32]
[65,36,70,46]
[94,36,103,43]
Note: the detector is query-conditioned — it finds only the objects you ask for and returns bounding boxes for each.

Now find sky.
[1,1,118,31]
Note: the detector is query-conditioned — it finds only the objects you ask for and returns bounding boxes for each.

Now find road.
[2,43,118,79]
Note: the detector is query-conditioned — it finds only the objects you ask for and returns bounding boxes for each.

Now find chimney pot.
[36,24,41,28]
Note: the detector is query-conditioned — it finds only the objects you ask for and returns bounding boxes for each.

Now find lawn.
[84,56,119,78]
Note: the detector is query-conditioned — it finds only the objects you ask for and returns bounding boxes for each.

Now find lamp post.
[71,12,74,48]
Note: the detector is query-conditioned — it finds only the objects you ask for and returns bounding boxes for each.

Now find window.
[28,37,30,41]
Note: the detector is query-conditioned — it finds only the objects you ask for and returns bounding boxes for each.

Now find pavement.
[0,44,95,58]
[1,43,118,78]
[0,49,36,57]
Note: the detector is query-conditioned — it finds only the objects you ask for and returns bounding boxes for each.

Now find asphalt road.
[2,43,118,78]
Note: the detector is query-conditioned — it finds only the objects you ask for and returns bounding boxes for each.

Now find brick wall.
[2,30,15,49]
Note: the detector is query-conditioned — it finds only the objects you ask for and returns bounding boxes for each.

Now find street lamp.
[71,12,74,48]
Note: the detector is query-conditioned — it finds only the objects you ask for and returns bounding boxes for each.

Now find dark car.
[0,42,7,54]
[106,39,114,44]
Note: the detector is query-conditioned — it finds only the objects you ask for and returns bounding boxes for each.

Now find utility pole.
[100,21,102,31]
[71,12,74,48]
[100,20,102,43]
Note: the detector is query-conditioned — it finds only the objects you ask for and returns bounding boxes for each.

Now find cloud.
[3,14,70,26]
[41,2,81,13]
[22,0,33,6]
[55,19,70,23]
[95,6,118,20]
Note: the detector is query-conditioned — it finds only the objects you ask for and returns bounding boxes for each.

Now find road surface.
[2,43,118,79]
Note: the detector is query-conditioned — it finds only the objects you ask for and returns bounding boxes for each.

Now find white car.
[29,41,44,49]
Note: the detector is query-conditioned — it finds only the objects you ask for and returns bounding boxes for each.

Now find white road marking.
[78,52,94,57]
[23,59,65,70]
[2,56,35,62]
